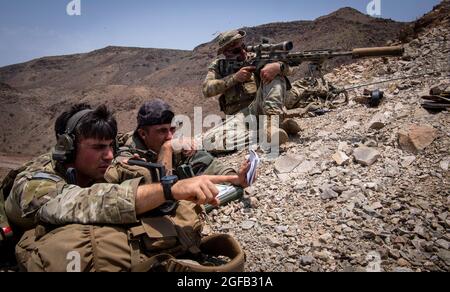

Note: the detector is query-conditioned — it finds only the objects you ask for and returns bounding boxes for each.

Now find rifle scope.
[247,41,294,53]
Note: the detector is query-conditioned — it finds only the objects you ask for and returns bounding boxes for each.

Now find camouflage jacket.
[202,56,292,115]
[117,131,236,177]
[5,153,141,231]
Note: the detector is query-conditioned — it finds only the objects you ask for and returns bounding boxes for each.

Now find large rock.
[398,125,438,153]
[353,146,381,166]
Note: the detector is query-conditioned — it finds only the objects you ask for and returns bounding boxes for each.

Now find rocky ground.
[206,22,449,272]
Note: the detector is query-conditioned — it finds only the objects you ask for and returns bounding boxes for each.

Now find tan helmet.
[217,30,246,55]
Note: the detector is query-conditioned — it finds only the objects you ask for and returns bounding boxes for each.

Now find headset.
[52,109,94,164]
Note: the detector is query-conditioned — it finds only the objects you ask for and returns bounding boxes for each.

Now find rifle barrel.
[352,46,404,58]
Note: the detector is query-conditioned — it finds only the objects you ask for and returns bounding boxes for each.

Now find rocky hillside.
[0,7,407,156]
[208,2,449,272]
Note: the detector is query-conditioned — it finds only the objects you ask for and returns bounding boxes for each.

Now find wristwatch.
[161,175,179,201]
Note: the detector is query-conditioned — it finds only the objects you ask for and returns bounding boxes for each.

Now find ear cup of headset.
[51,109,94,164]
[52,133,76,164]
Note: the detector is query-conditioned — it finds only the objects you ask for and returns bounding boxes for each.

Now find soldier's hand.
[171,175,239,205]
[237,159,251,188]
[234,66,256,83]
[169,137,198,157]
[260,63,281,85]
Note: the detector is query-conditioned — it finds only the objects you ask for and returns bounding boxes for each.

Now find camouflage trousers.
[201,76,287,153]
[249,76,287,116]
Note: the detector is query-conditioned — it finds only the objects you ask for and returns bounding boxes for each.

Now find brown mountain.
[0,7,409,156]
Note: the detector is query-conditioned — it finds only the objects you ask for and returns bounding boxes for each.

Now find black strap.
[65,109,94,135]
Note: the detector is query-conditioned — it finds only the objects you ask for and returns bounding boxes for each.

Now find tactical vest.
[216,59,257,115]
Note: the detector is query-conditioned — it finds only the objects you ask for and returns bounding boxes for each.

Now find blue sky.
[0,0,442,67]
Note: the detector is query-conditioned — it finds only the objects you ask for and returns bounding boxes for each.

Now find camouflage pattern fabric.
[216,30,246,55]
[202,57,293,116]
[250,76,287,116]
[202,59,257,115]
[201,54,300,153]
[201,111,258,154]
[201,58,348,153]
[5,153,141,231]
[286,78,347,110]
[117,131,159,163]
[201,75,288,154]
[117,131,237,177]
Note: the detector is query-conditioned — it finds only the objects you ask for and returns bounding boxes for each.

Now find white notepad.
[246,150,260,186]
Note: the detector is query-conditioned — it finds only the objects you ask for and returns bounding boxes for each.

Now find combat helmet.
[217,30,246,55]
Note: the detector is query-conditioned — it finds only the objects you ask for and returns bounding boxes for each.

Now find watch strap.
[162,180,175,201]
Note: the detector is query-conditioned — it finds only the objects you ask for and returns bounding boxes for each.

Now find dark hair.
[55,103,117,141]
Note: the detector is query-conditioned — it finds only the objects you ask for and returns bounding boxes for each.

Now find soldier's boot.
[280,118,301,135]
[265,116,289,146]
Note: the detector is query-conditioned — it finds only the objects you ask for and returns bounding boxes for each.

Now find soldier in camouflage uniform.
[116,99,249,184]
[5,103,241,233]
[202,30,301,152]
